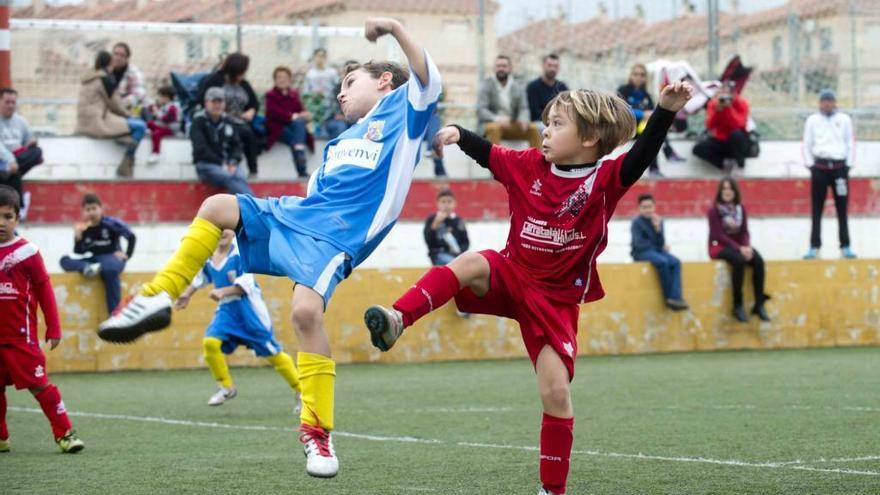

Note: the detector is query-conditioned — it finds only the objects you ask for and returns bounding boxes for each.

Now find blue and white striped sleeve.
[405,50,442,139]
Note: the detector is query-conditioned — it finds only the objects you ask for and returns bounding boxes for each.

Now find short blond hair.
[542,89,637,157]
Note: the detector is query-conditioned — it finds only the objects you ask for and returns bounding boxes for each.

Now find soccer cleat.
[803,247,819,260]
[83,262,102,278]
[300,424,338,478]
[364,305,404,352]
[538,488,560,495]
[97,292,173,343]
[842,247,857,259]
[207,386,237,406]
[56,430,84,453]
[0,438,9,453]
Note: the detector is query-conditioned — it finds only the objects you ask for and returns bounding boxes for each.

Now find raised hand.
[431,126,461,159]
[364,18,400,42]
[658,81,694,113]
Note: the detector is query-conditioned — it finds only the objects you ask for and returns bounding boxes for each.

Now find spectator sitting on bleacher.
[0,88,43,220]
[75,50,147,178]
[477,55,541,149]
[303,48,339,138]
[630,193,689,311]
[197,53,261,177]
[424,189,469,266]
[526,54,569,129]
[693,81,750,175]
[190,87,253,196]
[322,59,357,140]
[708,178,770,323]
[60,193,136,316]
[265,66,312,179]
[109,42,147,113]
[145,85,181,165]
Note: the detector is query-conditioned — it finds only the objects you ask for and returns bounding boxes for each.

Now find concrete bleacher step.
[25,136,880,182]
[21,177,880,224]
[22,217,878,274]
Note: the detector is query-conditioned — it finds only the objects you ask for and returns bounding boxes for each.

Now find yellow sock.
[203,337,233,388]
[297,352,336,430]
[141,217,222,298]
[266,352,301,392]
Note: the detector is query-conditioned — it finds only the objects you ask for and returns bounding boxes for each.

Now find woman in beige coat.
[75,51,146,177]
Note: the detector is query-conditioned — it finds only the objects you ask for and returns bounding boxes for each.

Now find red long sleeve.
[706,97,749,141]
[27,253,61,340]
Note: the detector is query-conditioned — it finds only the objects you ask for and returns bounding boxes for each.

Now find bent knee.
[291,300,323,332]
[541,380,572,409]
[203,337,223,353]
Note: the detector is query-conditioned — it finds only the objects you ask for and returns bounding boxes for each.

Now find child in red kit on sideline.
[146,85,180,164]
[0,185,84,454]
[365,82,693,494]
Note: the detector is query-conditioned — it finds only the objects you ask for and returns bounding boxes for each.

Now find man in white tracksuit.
[802,89,856,259]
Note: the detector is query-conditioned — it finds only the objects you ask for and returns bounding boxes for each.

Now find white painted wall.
[20,217,878,274]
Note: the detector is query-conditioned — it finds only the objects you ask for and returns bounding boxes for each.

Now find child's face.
[638,199,656,218]
[216,229,234,250]
[720,182,736,203]
[83,203,103,224]
[275,71,292,90]
[337,69,391,122]
[437,196,455,214]
[157,94,171,105]
[542,105,595,164]
[0,205,17,242]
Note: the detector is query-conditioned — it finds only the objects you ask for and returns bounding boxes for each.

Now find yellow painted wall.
[44,260,880,373]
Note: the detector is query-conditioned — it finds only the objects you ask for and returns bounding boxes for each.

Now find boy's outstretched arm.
[620,82,693,187]
[365,18,429,87]
[432,125,491,169]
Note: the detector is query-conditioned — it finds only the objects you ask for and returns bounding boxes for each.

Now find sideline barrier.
[45,260,880,373]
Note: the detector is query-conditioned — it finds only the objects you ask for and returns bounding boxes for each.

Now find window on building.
[819,28,833,52]
[772,36,783,65]
[186,37,203,61]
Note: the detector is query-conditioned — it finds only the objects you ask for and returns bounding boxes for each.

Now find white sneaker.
[300,424,338,478]
[147,153,160,165]
[97,292,173,343]
[207,386,237,406]
[364,305,404,351]
[83,262,102,278]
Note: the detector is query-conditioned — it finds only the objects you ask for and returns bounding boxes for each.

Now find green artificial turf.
[3,347,879,494]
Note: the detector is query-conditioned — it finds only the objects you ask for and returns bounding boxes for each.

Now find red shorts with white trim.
[0,342,49,390]
[454,250,580,379]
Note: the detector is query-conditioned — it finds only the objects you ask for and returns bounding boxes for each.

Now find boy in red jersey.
[0,185,83,453]
[364,83,693,494]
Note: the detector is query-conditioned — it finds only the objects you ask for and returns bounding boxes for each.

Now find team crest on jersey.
[34,365,45,378]
[363,120,385,142]
[555,172,598,218]
[227,270,236,283]
[530,179,543,196]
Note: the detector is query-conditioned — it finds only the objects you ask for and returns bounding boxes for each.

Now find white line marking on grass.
[665,404,880,413]
[10,407,880,477]
[394,406,514,414]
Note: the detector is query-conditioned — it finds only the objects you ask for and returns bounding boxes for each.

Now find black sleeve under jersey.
[619,107,676,187]
[451,125,492,169]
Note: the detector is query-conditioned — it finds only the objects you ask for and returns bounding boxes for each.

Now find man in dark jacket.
[190,87,252,195]
[526,54,569,125]
[630,193,688,310]
[423,189,469,266]
[60,193,136,315]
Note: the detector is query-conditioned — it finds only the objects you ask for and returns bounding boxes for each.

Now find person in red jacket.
[0,185,84,453]
[265,66,312,179]
[707,178,770,323]
[693,82,750,173]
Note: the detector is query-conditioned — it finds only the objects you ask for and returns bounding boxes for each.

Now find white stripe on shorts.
[313,252,347,297]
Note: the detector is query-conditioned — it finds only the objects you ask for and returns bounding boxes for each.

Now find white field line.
[10,406,880,477]
[665,404,880,413]
[393,406,514,414]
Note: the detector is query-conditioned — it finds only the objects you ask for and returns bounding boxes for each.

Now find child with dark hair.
[630,193,688,310]
[424,189,469,266]
[59,193,136,315]
[146,85,181,164]
[0,185,85,454]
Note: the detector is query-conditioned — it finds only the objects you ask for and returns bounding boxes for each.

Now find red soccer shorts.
[454,250,580,379]
[0,343,49,390]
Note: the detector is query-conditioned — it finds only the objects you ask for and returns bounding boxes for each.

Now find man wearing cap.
[802,89,856,259]
[190,87,253,195]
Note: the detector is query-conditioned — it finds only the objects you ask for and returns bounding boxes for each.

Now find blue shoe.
[842,247,857,259]
[803,248,818,260]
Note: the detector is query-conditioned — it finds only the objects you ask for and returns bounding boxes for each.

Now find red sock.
[34,384,72,440]
[393,266,461,327]
[0,387,7,440]
[540,413,574,495]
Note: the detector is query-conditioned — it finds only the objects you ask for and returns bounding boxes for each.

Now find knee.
[29,383,48,395]
[197,194,236,223]
[540,379,571,410]
[291,298,323,333]
[203,337,222,354]
[450,251,487,281]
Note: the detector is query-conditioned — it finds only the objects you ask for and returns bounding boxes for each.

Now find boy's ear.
[581,135,600,148]
[377,71,394,91]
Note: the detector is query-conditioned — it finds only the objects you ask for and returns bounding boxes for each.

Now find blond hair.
[542,89,637,157]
